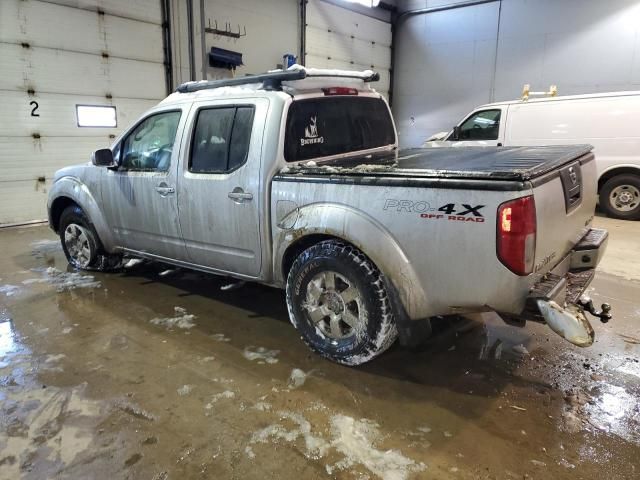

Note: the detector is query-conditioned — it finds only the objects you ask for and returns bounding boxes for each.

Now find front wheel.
[58,206,122,271]
[599,174,640,220]
[286,240,398,365]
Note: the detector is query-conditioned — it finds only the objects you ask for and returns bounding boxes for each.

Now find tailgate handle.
[560,163,582,213]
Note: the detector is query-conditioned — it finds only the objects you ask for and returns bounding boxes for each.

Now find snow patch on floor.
[124,258,145,269]
[177,385,194,396]
[211,333,231,342]
[0,284,20,297]
[252,401,272,412]
[204,390,235,409]
[250,411,425,480]
[243,346,280,364]
[150,307,196,330]
[288,368,310,389]
[28,267,102,292]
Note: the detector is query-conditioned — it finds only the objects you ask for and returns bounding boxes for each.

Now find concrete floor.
[0,217,638,480]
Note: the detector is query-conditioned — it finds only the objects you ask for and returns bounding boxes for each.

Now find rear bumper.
[519,228,610,347]
[527,228,608,308]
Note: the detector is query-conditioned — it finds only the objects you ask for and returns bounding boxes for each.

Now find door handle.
[228,188,253,202]
[156,184,175,196]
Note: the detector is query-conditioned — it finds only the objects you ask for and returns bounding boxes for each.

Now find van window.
[454,109,501,141]
[284,96,395,162]
[190,106,255,173]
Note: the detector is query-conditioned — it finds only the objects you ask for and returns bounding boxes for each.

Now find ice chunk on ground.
[512,344,530,356]
[204,390,235,409]
[288,368,309,389]
[252,401,272,411]
[34,267,102,292]
[44,354,66,363]
[150,306,196,330]
[0,285,20,297]
[245,446,256,459]
[220,281,245,291]
[212,333,230,342]
[115,400,156,421]
[243,346,280,364]
[124,258,144,268]
[177,385,193,396]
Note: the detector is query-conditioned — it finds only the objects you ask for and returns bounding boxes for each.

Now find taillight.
[497,195,536,275]
[322,87,358,96]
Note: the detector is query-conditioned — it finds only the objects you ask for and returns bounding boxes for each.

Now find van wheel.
[286,240,398,365]
[600,174,640,220]
[59,206,122,271]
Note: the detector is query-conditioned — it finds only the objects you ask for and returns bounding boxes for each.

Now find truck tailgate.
[530,149,597,275]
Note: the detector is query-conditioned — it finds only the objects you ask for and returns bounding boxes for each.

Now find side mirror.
[451,125,461,141]
[92,148,116,167]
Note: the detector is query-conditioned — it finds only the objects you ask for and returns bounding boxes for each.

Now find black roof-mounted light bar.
[175,68,380,93]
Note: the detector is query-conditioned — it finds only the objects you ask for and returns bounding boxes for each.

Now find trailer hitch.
[578,296,612,323]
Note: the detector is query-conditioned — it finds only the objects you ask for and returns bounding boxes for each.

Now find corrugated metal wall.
[305,0,392,98]
[0,0,166,225]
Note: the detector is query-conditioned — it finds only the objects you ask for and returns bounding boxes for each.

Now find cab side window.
[190,106,255,174]
[455,109,501,141]
[120,111,181,171]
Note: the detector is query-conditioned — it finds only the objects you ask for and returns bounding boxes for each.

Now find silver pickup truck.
[47,67,611,365]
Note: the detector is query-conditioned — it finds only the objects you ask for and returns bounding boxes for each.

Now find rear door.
[176,98,267,277]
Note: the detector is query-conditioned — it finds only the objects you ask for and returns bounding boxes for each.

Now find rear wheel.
[599,174,640,220]
[286,240,397,365]
[59,206,122,271]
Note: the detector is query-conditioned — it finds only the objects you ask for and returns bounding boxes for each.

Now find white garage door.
[0,0,166,226]
[305,0,391,99]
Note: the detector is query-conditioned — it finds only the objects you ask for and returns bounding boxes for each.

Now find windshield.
[284,96,396,162]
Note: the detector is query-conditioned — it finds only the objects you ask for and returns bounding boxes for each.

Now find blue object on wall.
[283,53,297,68]
[209,47,243,70]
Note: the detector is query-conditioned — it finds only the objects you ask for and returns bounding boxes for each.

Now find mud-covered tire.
[286,240,398,365]
[599,174,640,220]
[58,205,122,271]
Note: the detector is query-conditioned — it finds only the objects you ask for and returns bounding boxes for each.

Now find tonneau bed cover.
[279,145,593,182]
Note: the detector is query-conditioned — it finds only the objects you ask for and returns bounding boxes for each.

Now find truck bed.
[277,145,593,183]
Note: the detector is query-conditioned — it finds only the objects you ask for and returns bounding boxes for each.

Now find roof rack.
[521,84,558,101]
[175,68,380,93]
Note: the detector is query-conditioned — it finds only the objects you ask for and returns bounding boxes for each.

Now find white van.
[424,91,640,220]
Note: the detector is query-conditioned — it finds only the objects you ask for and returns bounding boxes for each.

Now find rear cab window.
[284,96,396,162]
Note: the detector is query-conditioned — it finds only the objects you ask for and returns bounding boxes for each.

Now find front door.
[448,108,505,147]
[101,108,188,260]
[176,98,267,277]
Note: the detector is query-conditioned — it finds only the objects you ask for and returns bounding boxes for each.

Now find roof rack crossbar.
[176,69,307,93]
[175,69,380,93]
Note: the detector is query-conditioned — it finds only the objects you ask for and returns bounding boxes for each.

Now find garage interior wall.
[169,0,392,90]
[169,0,301,85]
[305,0,392,99]
[0,0,166,226]
[394,0,640,147]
